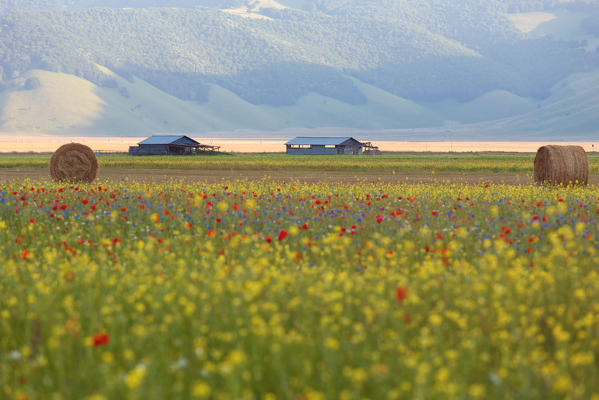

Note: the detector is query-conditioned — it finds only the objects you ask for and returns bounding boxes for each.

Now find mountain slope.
[0,68,439,134]
[1,2,595,103]
[485,71,599,137]
[0,0,598,137]
[1,67,596,138]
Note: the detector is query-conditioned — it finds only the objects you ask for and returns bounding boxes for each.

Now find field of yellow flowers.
[1,177,599,399]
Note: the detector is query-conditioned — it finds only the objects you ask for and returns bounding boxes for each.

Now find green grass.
[3,153,598,174]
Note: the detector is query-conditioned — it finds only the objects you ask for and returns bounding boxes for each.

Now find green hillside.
[484,71,599,138]
[0,68,439,134]
[0,0,598,137]
[1,67,596,139]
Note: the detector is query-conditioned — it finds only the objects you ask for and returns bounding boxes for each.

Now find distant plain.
[1,136,598,154]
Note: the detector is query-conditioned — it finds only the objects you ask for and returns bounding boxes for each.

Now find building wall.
[129,144,169,155]
[286,145,364,155]
[341,145,363,155]
[130,144,201,155]
[286,145,340,155]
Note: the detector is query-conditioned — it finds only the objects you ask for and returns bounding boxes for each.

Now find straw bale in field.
[50,143,98,183]
[534,145,588,186]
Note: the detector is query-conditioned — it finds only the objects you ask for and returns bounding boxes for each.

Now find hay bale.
[50,143,98,183]
[534,145,588,186]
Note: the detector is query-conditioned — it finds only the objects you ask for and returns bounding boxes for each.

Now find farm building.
[129,135,220,155]
[285,137,367,155]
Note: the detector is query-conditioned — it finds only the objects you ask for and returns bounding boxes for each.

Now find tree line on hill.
[0,0,597,105]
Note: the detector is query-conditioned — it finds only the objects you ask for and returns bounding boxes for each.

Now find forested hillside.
[0,0,598,136]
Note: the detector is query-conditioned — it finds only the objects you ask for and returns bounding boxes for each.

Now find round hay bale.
[534,145,588,186]
[50,143,98,183]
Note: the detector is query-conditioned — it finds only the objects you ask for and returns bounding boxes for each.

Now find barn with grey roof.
[129,135,220,155]
[285,137,366,155]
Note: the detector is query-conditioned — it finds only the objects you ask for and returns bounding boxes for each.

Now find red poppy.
[396,286,409,303]
[278,230,288,241]
[92,332,109,347]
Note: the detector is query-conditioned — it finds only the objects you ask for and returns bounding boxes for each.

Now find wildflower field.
[1,176,599,399]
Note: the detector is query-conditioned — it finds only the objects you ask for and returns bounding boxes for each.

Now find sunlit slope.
[0,70,104,133]
[0,70,332,134]
[526,9,599,52]
[0,69,247,135]
[0,68,444,134]
[0,67,597,137]
[487,71,599,137]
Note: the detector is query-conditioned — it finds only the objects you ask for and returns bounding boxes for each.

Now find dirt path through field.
[0,168,586,185]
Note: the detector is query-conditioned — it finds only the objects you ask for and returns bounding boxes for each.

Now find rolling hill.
[0,0,597,138]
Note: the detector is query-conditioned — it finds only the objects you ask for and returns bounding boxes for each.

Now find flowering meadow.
[1,177,599,399]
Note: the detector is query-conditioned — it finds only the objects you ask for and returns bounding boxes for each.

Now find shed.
[285,137,364,155]
[129,135,219,155]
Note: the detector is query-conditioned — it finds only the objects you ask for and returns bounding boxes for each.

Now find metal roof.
[285,137,359,146]
[138,135,199,145]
